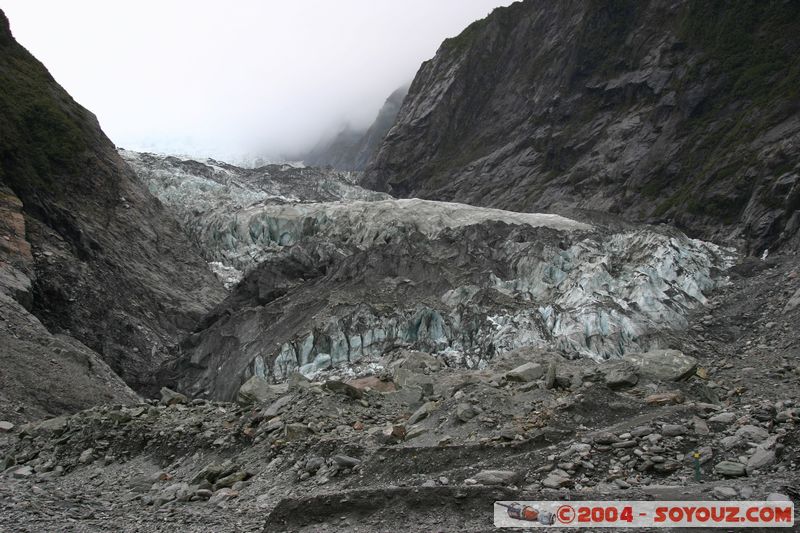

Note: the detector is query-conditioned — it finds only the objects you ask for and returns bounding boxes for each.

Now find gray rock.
[623,349,697,381]
[393,369,434,396]
[783,287,800,314]
[159,387,188,406]
[708,412,736,424]
[0,421,14,432]
[12,465,33,479]
[720,435,742,450]
[714,461,746,477]
[602,361,639,389]
[767,493,790,501]
[661,424,686,437]
[473,469,522,486]
[78,448,94,464]
[305,457,324,473]
[332,455,361,468]
[713,486,738,499]
[285,423,312,440]
[544,362,557,389]
[692,417,710,435]
[195,489,213,500]
[408,401,438,425]
[287,372,311,391]
[405,425,429,440]
[735,425,770,443]
[214,470,250,490]
[542,471,571,489]
[324,380,363,399]
[630,425,652,438]
[593,432,620,445]
[505,362,545,383]
[775,408,799,423]
[237,376,279,406]
[208,488,238,505]
[746,448,775,473]
[263,395,294,418]
[455,403,477,422]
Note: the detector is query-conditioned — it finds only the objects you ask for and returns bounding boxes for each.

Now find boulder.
[661,424,686,437]
[783,287,800,314]
[505,362,545,383]
[735,425,770,443]
[407,401,438,425]
[380,424,407,443]
[473,469,522,486]
[346,376,396,393]
[714,461,746,477]
[332,455,361,468]
[12,465,33,479]
[602,361,639,389]
[324,380,363,399]
[263,394,294,418]
[544,362,557,389]
[0,421,14,432]
[237,376,279,406]
[285,423,312,440]
[623,349,697,381]
[708,412,736,425]
[713,486,738,499]
[542,471,571,489]
[159,387,188,406]
[746,449,775,473]
[393,369,434,396]
[455,403,478,422]
[287,372,311,391]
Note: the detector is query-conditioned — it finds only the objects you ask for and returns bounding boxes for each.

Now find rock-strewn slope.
[3,252,799,532]
[365,0,800,254]
[0,187,139,423]
[0,10,224,397]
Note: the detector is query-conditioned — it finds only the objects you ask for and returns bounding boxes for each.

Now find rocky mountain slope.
[302,85,408,171]
[0,8,224,417]
[365,0,800,255]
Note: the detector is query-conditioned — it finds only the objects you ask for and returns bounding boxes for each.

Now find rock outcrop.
[365,0,800,254]
[0,10,224,400]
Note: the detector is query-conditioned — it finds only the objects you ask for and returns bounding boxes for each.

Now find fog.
[2,0,512,162]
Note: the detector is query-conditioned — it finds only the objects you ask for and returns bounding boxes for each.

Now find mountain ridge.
[364,0,800,255]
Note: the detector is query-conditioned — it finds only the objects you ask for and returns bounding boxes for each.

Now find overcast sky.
[2,0,512,161]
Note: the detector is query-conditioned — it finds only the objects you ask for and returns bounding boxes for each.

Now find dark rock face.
[0,10,225,395]
[303,85,409,171]
[364,0,800,254]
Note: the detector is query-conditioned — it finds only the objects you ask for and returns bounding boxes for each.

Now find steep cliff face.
[303,85,408,170]
[0,10,225,395]
[365,0,800,254]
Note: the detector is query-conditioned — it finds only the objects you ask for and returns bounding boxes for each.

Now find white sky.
[2,0,512,161]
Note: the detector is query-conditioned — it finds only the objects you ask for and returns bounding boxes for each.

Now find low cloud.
[3,0,511,162]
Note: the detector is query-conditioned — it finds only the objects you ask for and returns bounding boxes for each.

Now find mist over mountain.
[298,85,410,171]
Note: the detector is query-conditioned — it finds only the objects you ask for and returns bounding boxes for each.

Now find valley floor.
[1,253,798,532]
